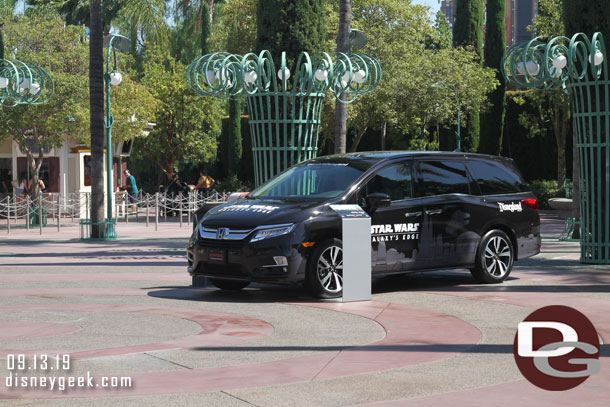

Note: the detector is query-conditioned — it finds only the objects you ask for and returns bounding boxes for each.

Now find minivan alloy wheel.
[317,245,343,293]
[471,229,514,284]
[484,236,512,278]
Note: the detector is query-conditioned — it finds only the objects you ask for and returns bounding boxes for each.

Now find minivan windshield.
[249,161,371,200]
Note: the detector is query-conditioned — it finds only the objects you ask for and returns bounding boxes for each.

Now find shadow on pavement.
[187,344,610,356]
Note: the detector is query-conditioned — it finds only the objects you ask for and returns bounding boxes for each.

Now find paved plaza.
[0,212,608,406]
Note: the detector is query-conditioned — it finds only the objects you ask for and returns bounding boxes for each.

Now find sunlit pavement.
[0,212,608,406]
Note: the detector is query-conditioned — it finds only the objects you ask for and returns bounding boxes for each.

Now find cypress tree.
[256,0,326,68]
[563,0,610,46]
[452,0,484,152]
[201,1,211,55]
[479,0,506,155]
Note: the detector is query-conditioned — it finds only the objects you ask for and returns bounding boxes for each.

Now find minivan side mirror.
[366,193,391,211]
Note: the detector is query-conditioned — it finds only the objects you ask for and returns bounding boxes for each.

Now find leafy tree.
[431,9,452,50]
[26,0,122,33]
[452,0,483,152]
[479,0,506,155]
[210,0,257,54]
[169,8,200,65]
[134,46,223,177]
[322,0,496,153]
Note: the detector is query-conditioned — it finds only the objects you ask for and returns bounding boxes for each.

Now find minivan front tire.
[471,229,514,283]
[307,238,344,299]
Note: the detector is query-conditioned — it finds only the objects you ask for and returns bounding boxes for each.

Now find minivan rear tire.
[471,229,514,283]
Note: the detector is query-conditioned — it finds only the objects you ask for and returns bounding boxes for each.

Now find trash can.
[29,206,47,227]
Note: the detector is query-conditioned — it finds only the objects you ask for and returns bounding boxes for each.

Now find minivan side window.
[415,160,470,197]
[358,162,413,203]
[467,160,523,194]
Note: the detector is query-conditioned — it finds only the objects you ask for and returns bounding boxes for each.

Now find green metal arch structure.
[502,32,609,264]
[0,59,54,107]
[188,50,381,185]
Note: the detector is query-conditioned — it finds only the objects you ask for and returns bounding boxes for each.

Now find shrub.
[527,179,564,209]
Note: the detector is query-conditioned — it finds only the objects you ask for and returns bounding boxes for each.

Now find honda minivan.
[187,152,540,298]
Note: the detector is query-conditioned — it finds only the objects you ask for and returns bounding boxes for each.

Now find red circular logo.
[513,305,600,391]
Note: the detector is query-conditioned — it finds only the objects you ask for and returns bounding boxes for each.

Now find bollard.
[26,196,30,232]
[7,196,10,234]
[179,193,183,228]
[38,195,42,235]
[57,193,61,232]
[155,192,159,231]
[146,194,150,227]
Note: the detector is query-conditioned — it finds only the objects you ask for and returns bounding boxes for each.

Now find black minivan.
[187,152,540,298]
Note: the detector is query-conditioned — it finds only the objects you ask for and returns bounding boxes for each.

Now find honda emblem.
[216,228,229,239]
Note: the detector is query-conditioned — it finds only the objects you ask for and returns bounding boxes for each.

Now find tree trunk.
[334,0,351,154]
[207,0,215,27]
[89,0,106,238]
[380,120,386,150]
[26,149,43,198]
[349,126,367,152]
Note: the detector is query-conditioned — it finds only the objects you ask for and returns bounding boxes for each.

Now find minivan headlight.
[251,224,295,242]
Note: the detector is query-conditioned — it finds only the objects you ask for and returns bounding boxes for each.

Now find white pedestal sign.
[330,204,372,302]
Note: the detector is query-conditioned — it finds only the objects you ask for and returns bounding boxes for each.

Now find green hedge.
[527,179,565,209]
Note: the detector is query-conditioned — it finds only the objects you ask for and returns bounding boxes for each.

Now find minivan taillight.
[521,198,539,211]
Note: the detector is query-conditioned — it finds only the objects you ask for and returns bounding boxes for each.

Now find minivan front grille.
[199,225,253,240]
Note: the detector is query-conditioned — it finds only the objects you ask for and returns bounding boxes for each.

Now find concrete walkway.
[0,212,608,406]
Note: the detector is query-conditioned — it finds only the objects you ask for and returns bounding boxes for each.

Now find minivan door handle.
[425,209,443,215]
[404,211,422,218]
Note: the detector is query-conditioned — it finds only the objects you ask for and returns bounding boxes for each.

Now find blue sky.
[412,0,442,14]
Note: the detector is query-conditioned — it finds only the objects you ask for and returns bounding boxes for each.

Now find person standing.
[123,169,139,213]
[195,170,215,197]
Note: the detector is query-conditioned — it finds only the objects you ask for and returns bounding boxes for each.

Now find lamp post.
[431,81,461,152]
[103,34,129,238]
[187,50,381,185]
[0,59,53,107]
[502,33,608,264]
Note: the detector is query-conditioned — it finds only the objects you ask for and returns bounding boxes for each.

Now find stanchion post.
[146,194,150,227]
[26,195,30,231]
[155,192,159,231]
[38,195,42,235]
[57,193,60,232]
[7,196,10,234]
[179,193,183,228]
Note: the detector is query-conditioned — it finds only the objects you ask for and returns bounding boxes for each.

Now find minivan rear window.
[467,160,524,194]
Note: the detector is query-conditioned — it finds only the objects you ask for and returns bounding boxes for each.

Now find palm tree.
[334,0,351,154]
[89,0,105,237]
